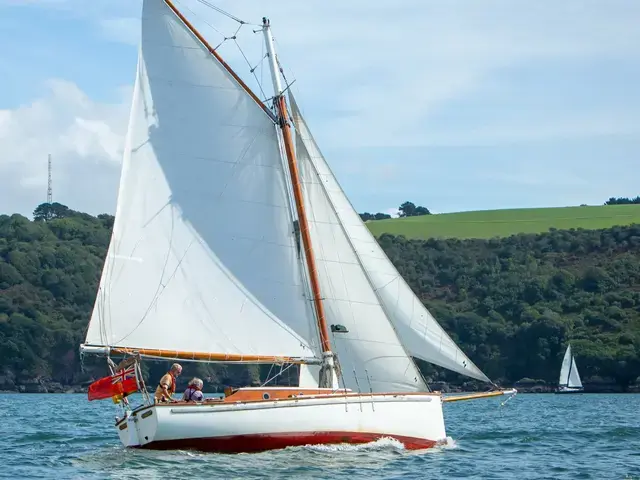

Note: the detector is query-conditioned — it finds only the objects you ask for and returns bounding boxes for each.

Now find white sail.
[296,142,427,391]
[84,0,320,360]
[568,357,582,388]
[560,344,582,388]
[290,92,490,384]
[558,345,572,386]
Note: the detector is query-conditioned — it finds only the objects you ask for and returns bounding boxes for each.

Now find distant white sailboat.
[556,344,584,394]
[80,0,516,453]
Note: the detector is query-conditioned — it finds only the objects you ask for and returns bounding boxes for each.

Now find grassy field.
[366,204,640,240]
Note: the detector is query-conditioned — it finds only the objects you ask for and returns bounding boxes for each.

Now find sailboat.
[556,344,584,394]
[80,0,516,453]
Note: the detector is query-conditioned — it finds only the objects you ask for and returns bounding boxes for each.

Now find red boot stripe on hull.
[136,432,437,454]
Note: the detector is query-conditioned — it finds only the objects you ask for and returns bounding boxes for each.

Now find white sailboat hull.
[116,393,446,453]
[556,386,584,394]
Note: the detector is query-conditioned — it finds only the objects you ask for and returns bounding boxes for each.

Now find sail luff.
[162,0,275,122]
[262,19,332,355]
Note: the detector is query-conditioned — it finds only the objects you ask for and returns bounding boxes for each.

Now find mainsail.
[83,0,320,361]
[559,345,583,388]
[290,92,491,386]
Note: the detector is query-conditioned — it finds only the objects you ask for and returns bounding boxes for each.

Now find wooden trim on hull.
[135,431,438,454]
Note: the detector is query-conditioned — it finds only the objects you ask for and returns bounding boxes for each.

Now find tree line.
[359,201,431,222]
[604,196,640,205]
[0,203,638,392]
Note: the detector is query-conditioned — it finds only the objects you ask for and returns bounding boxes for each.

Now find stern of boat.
[116,405,159,447]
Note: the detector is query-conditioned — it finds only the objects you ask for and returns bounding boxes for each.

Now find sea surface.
[1,393,639,479]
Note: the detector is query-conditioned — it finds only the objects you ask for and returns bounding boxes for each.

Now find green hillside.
[1,203,639,393]
[367,205,640,240]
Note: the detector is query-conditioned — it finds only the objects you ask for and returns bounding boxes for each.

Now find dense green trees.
[605,196,640,205]
[1,203,639,392]
[360,212,392,221]
[398,201,431,217]
[378,226,640,389]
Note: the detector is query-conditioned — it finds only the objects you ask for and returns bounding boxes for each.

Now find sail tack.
[84,0,319,360]
[290,92,490,385]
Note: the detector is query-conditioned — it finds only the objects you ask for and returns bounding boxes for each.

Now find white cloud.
[100,17,140,46]
[1,0,638,216]
[0,79,129,216]
[6,0,639,150]
[166,0,640,149]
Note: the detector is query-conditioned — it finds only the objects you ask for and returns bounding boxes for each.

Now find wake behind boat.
[556,344,584,394]
[80,0,515,453]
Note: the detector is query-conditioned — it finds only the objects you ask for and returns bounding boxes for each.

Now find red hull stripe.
[136,431,437,453]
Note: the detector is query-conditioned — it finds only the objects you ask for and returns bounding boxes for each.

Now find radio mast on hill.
[47,154,53,204]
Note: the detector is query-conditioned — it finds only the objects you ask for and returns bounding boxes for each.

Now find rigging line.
[233,38,268,101]
[194,0,258,26]
[261,362,296,386]
[175,0,225,40]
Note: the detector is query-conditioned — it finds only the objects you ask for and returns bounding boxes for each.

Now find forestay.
[84,0,319,360]
[290,92,490,384]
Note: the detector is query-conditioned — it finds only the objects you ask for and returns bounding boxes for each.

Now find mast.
[262,18,336,387]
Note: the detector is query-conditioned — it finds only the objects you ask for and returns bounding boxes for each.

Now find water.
[1,393,639,479]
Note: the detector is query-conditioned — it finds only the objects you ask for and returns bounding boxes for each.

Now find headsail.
[290,92,490,384]
[83,0,319,362]
[568,356,582,388]
[295,128,427,392]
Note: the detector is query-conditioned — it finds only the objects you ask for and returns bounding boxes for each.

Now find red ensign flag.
[88,366,138,401]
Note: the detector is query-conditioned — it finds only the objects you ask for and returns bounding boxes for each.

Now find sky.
[0,0,638,218]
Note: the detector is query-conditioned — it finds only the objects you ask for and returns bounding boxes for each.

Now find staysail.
[290,92,490,385]
[559,345,582,388]
[83,0,320,361]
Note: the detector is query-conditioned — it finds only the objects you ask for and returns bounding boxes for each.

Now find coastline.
[2,380,638,394]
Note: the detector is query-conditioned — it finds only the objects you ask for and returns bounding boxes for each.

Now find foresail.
[290,99,426,393]
[559,345,572,386]
[568,356,582,388]
[290,92,490,384]
[84,0,319,361]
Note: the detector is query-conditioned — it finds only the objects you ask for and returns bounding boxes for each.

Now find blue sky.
[0,0,638,217]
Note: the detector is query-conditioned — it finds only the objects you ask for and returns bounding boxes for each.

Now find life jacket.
[168,372,176,395]
[184,386,202,401]
[157,372,176,398]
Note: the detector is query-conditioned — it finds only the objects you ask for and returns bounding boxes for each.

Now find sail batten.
[84,0,320,361]
[290,91,490,385]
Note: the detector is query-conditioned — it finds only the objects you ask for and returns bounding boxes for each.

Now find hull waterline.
[116,392,446,454]
[555,386,584,394]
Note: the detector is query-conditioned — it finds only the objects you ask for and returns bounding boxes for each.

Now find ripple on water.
[1,393,640,479]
